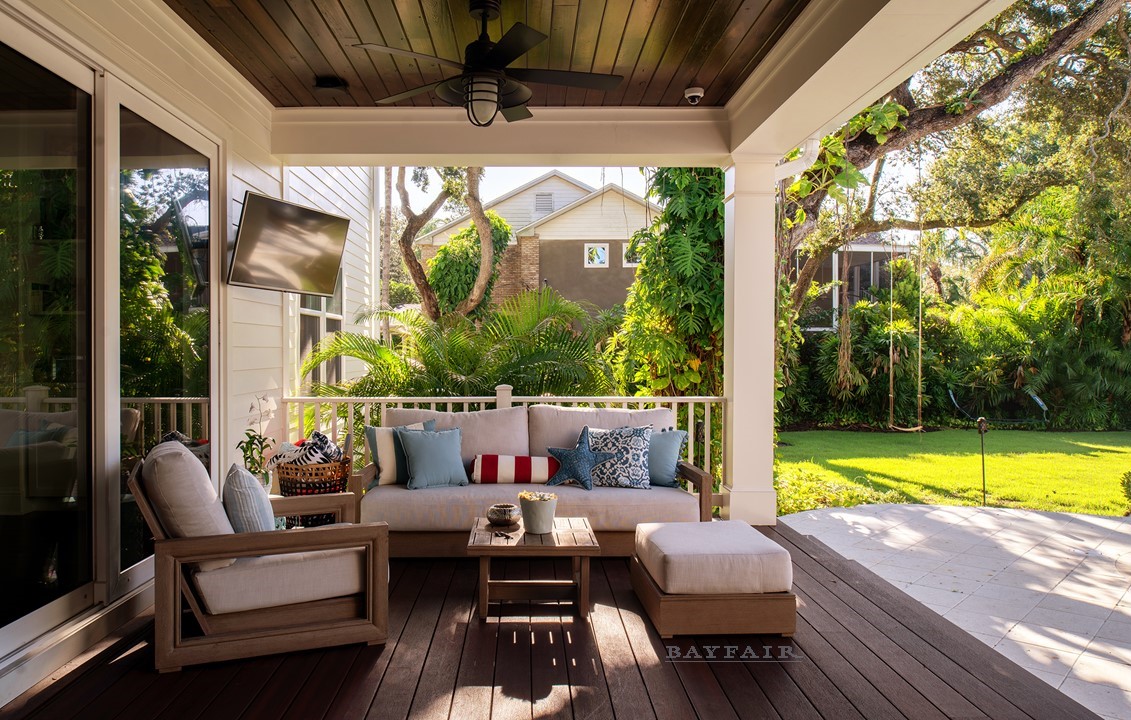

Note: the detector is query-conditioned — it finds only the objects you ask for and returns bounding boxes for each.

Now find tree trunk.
[1122,297,1131,346]
[396,167,446,320]
[454,167,494,316]
[380,167,393,341]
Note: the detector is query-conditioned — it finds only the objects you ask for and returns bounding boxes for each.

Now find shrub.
[427,210,511,315]
[774,467,902,516]
[389,281,420,307]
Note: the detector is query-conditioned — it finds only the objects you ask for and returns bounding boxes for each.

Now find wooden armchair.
[128,464,388,673]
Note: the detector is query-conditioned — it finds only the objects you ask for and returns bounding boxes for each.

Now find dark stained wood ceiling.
[162,0,809,108]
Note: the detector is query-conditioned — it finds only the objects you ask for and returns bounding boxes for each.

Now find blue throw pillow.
[4,429,57,447]
[648,428,688,488]
[364,419,437,488]
[547,427,615,491]
[589,425,652,489]
[396,428,468,490]
[222,464,276,533]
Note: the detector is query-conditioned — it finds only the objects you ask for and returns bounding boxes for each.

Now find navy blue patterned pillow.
[588,425,652,489]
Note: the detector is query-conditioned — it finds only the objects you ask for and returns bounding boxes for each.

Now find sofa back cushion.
[384,406,529,473]
[142,441,234,570]
[527,405,675,457]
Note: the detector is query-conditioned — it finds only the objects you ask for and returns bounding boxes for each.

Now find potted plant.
[237,428,274,490]
[517,490,557,534]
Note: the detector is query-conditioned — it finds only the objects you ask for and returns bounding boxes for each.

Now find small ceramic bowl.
[486,503,521,526]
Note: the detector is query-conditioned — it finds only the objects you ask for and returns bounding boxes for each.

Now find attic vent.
[534,192,554,215]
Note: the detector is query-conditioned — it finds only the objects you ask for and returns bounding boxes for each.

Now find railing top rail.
[121,397,210,402]
[282,395,725,403]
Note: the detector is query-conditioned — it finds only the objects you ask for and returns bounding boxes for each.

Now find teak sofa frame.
[350,461,715,558]
[127,469,389,672]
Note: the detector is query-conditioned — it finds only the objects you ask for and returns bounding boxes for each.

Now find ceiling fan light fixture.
[465,73,500,127]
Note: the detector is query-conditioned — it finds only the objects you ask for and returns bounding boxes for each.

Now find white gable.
[524,188,655,241]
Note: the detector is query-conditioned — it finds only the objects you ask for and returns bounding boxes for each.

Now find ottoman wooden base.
[630,555,796,638]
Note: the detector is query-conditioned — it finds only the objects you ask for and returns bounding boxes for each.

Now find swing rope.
[888,143,926,432]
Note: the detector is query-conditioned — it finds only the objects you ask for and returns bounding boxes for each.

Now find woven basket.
[275,458,351,528]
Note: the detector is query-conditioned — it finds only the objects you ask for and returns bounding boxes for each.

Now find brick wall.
[492,234,540,304]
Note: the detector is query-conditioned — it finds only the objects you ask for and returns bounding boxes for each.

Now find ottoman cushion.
[635,521,792,595]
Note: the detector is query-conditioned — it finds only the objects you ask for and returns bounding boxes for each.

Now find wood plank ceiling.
[162,0,809,108]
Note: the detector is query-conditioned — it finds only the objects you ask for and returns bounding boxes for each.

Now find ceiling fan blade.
[375,81,445,105]
[483,22,547,69]
[505,68,622,92]
[500,104,533,123]
[354,43,464,71]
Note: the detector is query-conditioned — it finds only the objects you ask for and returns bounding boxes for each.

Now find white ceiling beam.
[271,106,732,167]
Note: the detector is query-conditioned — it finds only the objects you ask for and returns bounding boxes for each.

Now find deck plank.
[5,530,1103,720]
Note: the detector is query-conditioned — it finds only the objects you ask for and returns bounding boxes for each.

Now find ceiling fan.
[355,0,623,127]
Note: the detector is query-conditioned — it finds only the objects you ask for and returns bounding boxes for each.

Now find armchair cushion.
[223,464,275,534]
[192,547,365,614]
[142,441,234,570]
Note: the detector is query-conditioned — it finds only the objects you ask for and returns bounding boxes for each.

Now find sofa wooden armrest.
[269,492,358,523]
[677,461,715,522]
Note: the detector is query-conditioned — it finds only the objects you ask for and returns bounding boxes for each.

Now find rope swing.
[888,143,925,433]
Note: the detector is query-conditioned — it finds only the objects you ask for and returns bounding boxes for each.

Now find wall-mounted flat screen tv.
[227,191,350,296]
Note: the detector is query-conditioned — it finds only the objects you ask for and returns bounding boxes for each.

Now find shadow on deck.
[1,526,1099,719]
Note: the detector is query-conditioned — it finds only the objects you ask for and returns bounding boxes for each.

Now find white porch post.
[722,158,778,525]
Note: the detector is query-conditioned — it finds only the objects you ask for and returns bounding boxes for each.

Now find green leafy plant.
[775,467,902,516]
[237,429,273,477]
[427,210,511,316]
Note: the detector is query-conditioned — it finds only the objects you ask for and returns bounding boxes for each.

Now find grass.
[775,429,1131,516]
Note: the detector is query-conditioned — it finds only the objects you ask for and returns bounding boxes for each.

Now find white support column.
[723,159,778,525]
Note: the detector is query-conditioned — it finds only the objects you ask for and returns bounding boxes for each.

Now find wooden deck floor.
[2,526,1100,720]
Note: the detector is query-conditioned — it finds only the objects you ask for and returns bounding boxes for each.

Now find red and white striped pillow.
[472,455,561,484]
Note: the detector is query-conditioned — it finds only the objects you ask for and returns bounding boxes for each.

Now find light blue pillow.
[396,428,468,490]
[223,464,276,533]
[364,419,438,489]
[648,429,688,488]
[5,429,57,447]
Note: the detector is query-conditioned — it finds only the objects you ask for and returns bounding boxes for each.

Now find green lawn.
[775,430,1131,516]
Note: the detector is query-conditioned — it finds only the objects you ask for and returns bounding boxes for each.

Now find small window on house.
[584,243,609,268]
[622,242,641,268]
[535,192,554,215]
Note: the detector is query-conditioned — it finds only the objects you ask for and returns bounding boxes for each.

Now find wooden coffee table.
[467,516,601,619]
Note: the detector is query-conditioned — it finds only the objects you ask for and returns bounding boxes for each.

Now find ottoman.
[631,521,797,638]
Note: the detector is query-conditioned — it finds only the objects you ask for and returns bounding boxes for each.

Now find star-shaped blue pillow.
[547,427,615,491]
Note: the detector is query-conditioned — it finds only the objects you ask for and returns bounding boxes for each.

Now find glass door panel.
[0,40,92,629]
[118,108,210,570]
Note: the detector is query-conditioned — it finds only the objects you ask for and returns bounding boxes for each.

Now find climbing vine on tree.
[427,210,511,316]
[607,167,724,397]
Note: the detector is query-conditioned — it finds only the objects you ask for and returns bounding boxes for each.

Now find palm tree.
[301,287,612,399]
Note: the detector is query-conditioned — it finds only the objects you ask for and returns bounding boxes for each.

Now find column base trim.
[720,486,778,525]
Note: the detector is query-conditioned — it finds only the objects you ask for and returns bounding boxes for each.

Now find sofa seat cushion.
[360,483,699,532]
[385,407,529,472]
[193,547,365,614]
[527,405,675,457]
[635,521,793,595]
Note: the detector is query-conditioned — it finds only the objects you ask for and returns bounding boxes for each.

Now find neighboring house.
[418,171,658,309]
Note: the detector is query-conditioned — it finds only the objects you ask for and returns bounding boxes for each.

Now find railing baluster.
[704,401,712,474]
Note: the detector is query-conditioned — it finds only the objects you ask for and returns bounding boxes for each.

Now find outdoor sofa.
[350,404,714,557]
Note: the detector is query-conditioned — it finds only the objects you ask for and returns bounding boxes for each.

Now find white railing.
[2,387,209,451]
[282,385,725,476]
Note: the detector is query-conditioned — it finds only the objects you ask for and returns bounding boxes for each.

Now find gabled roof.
[418,170,594,245]
[515,184,660,236]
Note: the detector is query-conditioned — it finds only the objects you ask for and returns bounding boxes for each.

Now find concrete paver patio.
[782,504,1131,720]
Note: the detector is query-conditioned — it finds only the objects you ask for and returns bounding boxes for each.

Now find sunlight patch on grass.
[775,430,1131,516]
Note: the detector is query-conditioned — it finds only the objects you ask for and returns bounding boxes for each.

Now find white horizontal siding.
[430,175,591,244]
[531,190,652,241]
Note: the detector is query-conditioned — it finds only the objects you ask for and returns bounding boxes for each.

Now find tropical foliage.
[302,287,611,398]
[606,167,725,397]
[427,210,511,316]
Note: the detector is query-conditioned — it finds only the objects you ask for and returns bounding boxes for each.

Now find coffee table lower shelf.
[466,516,601,619]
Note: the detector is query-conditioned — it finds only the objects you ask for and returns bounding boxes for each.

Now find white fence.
[282,385,726,475]
[3,386,208,450]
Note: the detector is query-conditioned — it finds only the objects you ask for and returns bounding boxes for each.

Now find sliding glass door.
[0,39,92,636]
